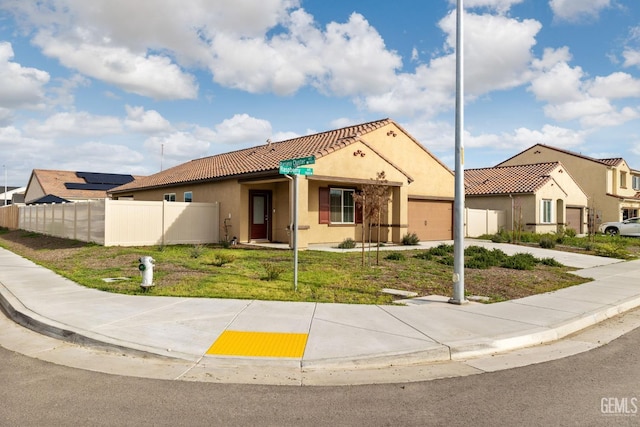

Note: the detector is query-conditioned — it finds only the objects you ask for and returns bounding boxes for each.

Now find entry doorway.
[249,190,272,241]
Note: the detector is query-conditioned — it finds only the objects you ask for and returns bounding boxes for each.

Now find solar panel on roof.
[64,183,117,191]
[75,172,134,185]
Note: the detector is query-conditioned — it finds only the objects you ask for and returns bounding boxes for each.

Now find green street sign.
[279,155,315,170]
[295,167,313,176]
[279,166,314,175]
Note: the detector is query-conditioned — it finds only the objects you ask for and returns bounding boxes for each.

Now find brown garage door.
[566,207,582,234]
[408,199,453,241]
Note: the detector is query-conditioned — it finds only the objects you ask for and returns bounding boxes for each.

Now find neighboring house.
[109,118,455,247]
[24,170,138,204]
[465,162,588,234]
[497,144,640,226]
[0,186,25,206]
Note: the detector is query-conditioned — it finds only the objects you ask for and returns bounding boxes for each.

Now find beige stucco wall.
[24,176,45,204]
[362,123,455,199]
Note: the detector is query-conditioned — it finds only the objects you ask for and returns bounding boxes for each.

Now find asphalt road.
[1,319,639,426]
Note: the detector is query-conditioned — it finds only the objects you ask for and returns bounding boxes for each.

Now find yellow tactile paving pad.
[207,330,308,358]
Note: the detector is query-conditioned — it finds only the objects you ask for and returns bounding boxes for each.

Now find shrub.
[464,246,507,269]
[210,253,235,267]
[539,237,556,249]
[413,251,433,260]
[593,243,632,259]
[338,237,357,249]
[262,262,285,281]
[428,244,454,256]
[465,257,493,269]
[490,232,509,243]
[437,255,454,266]
[384,252,406,261]
[539,257,563,267]
[501,253,537,270]
[190,244,206,258]
[401,232,420,245]
[565,228,577,238]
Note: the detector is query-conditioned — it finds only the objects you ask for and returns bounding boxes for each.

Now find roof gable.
[498,144,631,169]
[465,162,561,195]
[112,118,411,193]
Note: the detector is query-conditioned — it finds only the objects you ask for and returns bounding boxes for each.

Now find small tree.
[353,171,392,266]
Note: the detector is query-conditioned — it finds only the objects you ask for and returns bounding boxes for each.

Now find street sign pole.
[279,156,315,291]
[293,174,299,291]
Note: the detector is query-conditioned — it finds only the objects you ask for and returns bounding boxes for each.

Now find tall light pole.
[450,0,467,305]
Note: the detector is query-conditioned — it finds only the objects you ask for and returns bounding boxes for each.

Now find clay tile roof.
[465,162,560,196]
[111,118,393,192]
[598,157,624,167]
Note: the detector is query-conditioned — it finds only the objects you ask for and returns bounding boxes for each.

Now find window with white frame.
[163,193,176,202]
[184,191,193,202]
[330,188,355,223]
[541,199,553,223]
[633,175,640,190]
[620,171,627,188]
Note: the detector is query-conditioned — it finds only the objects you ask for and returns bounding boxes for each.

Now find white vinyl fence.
[465,208,506,237]
[19,199,220,246]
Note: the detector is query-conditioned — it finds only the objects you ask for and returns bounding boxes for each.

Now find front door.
[250,190,271,241]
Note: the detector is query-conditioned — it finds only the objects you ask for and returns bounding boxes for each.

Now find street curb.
[0,282,198,362]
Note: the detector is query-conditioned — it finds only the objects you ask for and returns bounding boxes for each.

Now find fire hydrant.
[138,256,155,290]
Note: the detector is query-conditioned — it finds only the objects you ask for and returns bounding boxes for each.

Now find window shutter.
[319,187,330,224]
[355,200,363,224]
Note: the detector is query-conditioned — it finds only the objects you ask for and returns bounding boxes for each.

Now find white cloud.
[209,11,401,96]
[214,114,272,145]
[529,60,585,104]
[3,1,402,99]
[144,132,210,169]
[57,141,145,172]
[543,98,612,122]
[364,11,541,118]
[622,49,640,68]
[442,12,542,95]
[0,42,50,109]
[587,72,640,99]
[33,31,198,100]
[124,106,172,134]
[24,111,122,138]
[509,124,588,148]
[549,0,611,22]
[0,125,57,183]
[580,107,640,128]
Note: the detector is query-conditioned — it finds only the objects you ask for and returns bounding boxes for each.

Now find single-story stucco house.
[109,119,455,247]
[465,162,588,234]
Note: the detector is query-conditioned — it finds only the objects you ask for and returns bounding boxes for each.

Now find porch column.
[391,185,408,243]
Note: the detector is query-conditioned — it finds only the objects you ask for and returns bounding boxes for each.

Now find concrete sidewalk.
[1,242,639,385]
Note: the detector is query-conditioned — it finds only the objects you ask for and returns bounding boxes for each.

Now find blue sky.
[1,0,640,185]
